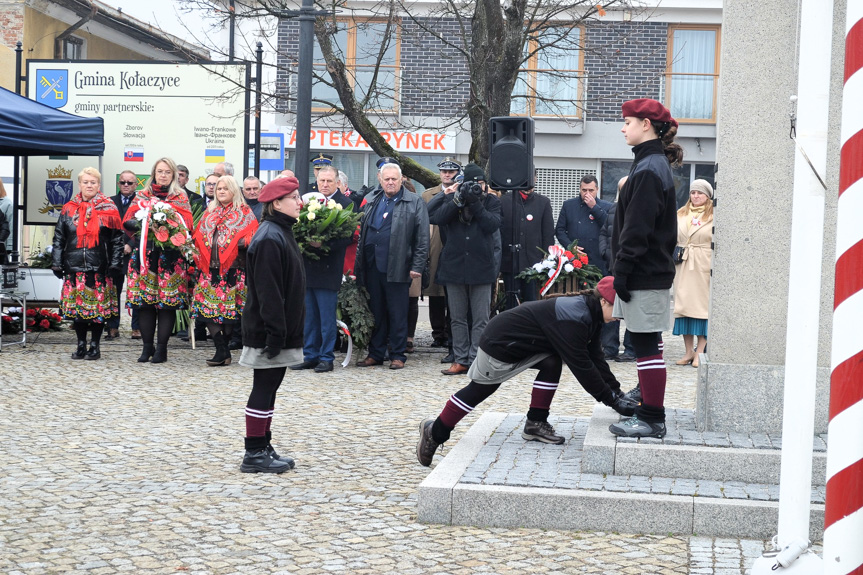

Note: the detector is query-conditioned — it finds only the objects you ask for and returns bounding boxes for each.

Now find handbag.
[673,245,686,264]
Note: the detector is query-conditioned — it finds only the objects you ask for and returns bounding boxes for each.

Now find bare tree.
[172,0,660,188]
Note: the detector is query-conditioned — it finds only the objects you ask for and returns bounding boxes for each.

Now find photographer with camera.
[427,164,502,375]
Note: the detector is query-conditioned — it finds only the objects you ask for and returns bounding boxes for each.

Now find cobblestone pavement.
[0,314,769,574]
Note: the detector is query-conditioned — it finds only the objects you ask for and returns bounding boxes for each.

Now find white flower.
[564,263,574,273]
[154,201,169,210]
[307,211,316,221]
[152,212,167,222]
[542,260,555,270]
[45,246,53,254]
[532,263,544,271]
[334,203,343,211]
[134,209,148,220]
[547,270,556,278]
[327,199,338,209]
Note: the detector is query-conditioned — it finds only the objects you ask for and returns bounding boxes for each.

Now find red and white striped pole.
[824,3,863,573]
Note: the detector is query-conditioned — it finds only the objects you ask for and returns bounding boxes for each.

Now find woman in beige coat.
[672,179,714,367]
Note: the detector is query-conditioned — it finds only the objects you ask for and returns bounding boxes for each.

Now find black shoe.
[615,353,636,363]
[290,359,320,370]
[417,418,441,467]
[313,361,334,373]
[71,341,87,360]
[137,344,155,363]
[430,339,447,348]
[266,444,296,468]
[227,339,243,351]
[150,344,168,364]
[175,329,188,341]
[604,352,618,361]
[84,343,101,361]
[622,384,642,403]
[193,328,208,342]
[609,415,666,438]
[521,419,565,445]
[440,351,454,364]
[604,390,637,416]
[206,333,232,367]
[240,448,294,473]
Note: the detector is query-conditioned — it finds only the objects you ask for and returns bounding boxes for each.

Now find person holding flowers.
[290,164,355,373]
[122,158,194,364]
[191,176,258,367]
[51,167,124,360]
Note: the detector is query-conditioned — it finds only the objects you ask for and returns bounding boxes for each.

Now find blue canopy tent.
[0,85,104,254]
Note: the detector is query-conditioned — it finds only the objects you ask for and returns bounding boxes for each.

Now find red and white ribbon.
[137,199,156,274]
[539,245,566,296]
[336,320,353,368]
[824,5,863,573]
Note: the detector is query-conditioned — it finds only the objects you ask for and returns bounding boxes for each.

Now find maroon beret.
[596,276,616,305]
[258,176,300,203]
[621,98,678,128]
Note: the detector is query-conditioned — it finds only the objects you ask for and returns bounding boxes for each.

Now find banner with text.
[285,128,456,154]
[25,61,248,224]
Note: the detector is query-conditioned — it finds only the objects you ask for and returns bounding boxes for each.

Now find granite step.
[583,406,828,485]
[417,411,825,540]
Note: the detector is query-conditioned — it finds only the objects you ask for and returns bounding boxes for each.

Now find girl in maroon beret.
[608,98,683,439]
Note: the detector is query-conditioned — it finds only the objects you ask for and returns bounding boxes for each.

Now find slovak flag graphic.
[124,146,144,162]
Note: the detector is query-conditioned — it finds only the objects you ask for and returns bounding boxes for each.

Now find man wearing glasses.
[107,171,141,340]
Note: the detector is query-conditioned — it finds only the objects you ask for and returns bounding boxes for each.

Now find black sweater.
[611,139,677,290]
[242,211,306,350]
[479,295,620,402]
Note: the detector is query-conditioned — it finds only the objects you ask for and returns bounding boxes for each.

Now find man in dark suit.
[177,164,204,211]
[290,165,355,373]
[106,170,140,340]
[307,153,333,194]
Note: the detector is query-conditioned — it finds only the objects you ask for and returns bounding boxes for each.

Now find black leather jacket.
[52,211,124,275]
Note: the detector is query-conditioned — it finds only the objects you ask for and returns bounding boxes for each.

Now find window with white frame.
[312,19,400,114]
[512,26,585,118]
[665,25,721,123]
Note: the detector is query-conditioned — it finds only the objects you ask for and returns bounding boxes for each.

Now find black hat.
[437,157,461,171]
[462,163,486,182]
[375,156,399,169]
[311,153,334,167]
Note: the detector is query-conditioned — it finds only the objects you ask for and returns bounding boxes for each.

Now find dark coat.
[51,210,123,275]
[355,187,429,285]
[242,211,306,350]
[499,191,555,276]
[556,195,612,275]
[111,193,137,220]
[246,198,263,221]
[611,139,677,290]
[0,210,9,246]
[185,187,205,212]
[428,190,501,285]
[303,190,355,291]
[598,202,616,273]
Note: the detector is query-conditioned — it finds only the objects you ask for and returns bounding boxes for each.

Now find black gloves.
[261,345,280,359]
[613,276,631,303]
[52,267,64,279]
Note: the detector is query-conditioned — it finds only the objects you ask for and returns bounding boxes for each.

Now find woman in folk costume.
[191,176,258,367]
[672,179,714,368]
[122,157,194,364]
[52,167,124,360]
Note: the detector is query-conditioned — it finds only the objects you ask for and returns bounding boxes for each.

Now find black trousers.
[365,265,409,363]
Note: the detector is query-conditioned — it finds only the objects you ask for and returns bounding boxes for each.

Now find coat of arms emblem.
[41,165,74,218]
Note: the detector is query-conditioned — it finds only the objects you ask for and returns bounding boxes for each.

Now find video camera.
[452,174,485,207]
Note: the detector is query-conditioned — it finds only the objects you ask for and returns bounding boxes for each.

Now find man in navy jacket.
[555,175,612,275]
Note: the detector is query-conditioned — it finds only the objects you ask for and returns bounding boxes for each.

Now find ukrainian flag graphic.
[205,148,226,164]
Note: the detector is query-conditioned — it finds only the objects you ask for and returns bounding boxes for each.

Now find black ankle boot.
[241,436,293,474]
[84,342,101,360]
[206,333,231,367]
[137,344,155,363]
[71,340,87,360]
[150,344,168,363]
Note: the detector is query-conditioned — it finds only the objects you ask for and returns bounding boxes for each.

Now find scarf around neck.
[122,185,194,230]
[193,203,258,273]
[61,191,121,248]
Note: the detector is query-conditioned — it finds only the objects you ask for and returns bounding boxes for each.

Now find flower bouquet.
[26,244,54,269]
[337,272,374,353]
[294,197,361,260]
[2,307,64,334]
[516,241,603,297]
[133,201,196,260]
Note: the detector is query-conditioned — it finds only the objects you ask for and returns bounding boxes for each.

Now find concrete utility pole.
[751,0,832,571]
[823,2,863,573]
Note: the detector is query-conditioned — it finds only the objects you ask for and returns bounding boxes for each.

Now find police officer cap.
[437,157,462,171]
[311,153,334,166]
[375,156,399,169]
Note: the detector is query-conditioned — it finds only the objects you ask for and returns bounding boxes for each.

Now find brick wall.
[273,17,670,122]
[583,21,668,121]
[0,3,25,49]
[275,19,299,115]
